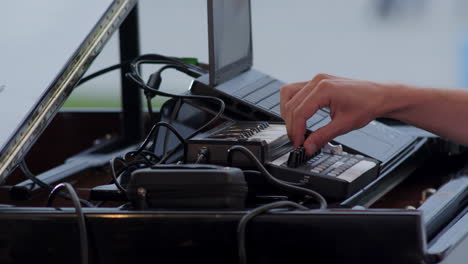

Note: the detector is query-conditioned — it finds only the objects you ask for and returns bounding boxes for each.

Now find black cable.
[110,157,128,193]
[127,55,225,164]
[109,153,159,194]
[76,61,130,87]
[76,58,198,126]
[123,150,159,163]
[76,53,206,88]
[144,65,190,127]
[162,98,183,155]
[127,72,225,138]
[19,161,94,207]
[151,64,202,90]
[237,201,309,264]
[227,145,328,209]
[126,54,225,164]
[134,122,186,158]
[109,139,169,194]
[75,54,206,129]
[130,54,206,76]
[146,54,204,110]
[77,53,221,171]
[126,56,225,141]
[19,160,54,190]
[148,98,184,164]
[138,150,161,163]
[242,170,263,175]
[148,98,183,155]
[242,170,310,191]
[157,64,201,77]
[156,146,181,164]
[47,183,89,264]
[131,60,203,92]
[146,95,155,125]
[142,61,204,126]
[145,64,202,97]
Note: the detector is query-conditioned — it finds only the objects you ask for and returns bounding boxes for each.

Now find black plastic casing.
[127,164,248,209]
[267,156,380,200]
[185,121,291,167]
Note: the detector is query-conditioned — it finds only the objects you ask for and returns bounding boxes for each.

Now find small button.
[337,166,347,171]
[339,157,349,163]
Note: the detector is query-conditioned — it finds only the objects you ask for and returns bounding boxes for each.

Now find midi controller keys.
[186,121,380,199]
[268,146,380,199]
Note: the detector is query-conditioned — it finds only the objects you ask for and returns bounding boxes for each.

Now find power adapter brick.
[127,164,248,209]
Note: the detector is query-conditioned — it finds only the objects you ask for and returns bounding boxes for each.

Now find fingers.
[303,119,347,156]
[280,74,351,150]
[283,74,336,139]
[289,86,330,147]
[280,81,307,120]
[279,74,377,155]
[280,82,307,139]
[284,74,335,116]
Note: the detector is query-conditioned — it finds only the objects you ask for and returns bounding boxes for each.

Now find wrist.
[377,82,417,120]
[379,82,439,124]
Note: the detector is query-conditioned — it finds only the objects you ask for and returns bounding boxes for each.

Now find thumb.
[303,120,347,156]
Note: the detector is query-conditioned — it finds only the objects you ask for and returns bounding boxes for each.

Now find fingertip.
[292,135,306,153]
[304,134,319,155]
[304,142,318,156]
[293,141,301,149]
[290,131,304,149]
[293,134,305,148]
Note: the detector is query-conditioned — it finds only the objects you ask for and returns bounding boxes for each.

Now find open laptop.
[191,0,420,171]
[0,0,137,182]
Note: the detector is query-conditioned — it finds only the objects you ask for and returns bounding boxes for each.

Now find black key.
[287,151,298,168]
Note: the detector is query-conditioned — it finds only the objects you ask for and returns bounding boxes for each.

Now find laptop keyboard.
[258,91,280,110]
[191,71,417,164]
[244,81,281,103]
[229,77,273,98]
[230,76,328,128]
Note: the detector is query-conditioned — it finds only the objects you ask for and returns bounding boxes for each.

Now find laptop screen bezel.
[207,0,253,87]
[0,0,137,182]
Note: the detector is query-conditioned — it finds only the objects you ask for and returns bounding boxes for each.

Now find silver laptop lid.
[0,0,137,182]
[207,0,253,86]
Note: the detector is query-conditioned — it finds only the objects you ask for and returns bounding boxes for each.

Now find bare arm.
[280,74,468,155]
[383,84,468,145]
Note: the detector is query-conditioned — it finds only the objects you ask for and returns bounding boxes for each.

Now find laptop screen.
[0,0,130,181]
[208,0,253,86]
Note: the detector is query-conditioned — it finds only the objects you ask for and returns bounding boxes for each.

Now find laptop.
[0,0,137,182]
[191,0,420,171]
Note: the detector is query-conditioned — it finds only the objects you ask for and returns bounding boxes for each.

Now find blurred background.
[65,0,468,108]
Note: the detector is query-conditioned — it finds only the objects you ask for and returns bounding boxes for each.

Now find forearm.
[380,84,468,145]
[281,74,468,154]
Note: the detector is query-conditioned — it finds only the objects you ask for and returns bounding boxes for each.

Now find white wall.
[74,0,468,99]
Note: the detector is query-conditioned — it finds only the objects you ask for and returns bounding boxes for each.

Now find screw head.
[137,187,147,197]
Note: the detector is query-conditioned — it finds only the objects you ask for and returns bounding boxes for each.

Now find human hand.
[280,74,387,155]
